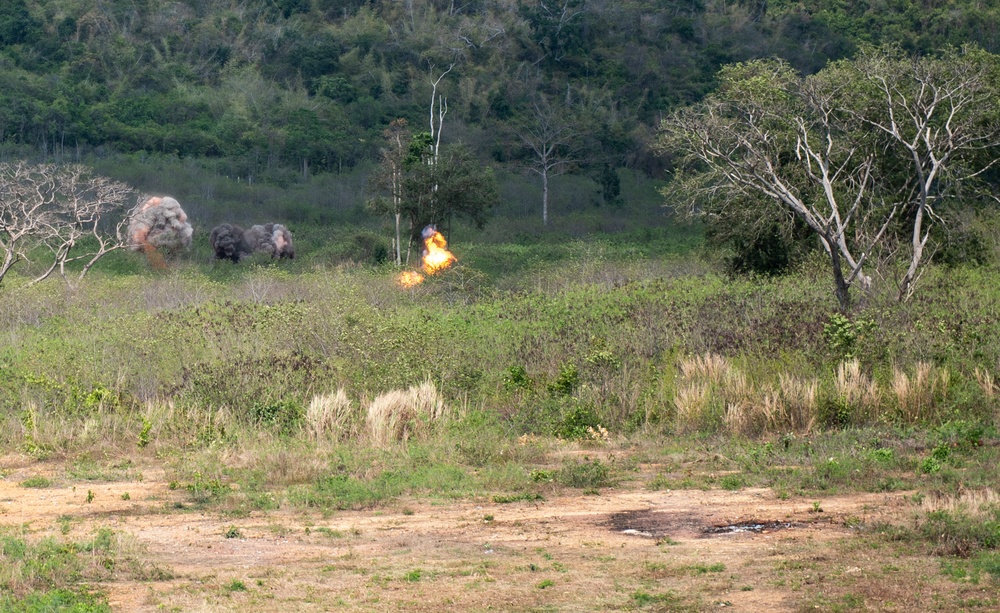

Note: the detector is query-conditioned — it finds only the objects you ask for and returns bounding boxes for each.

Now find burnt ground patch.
[606,509,705,539]
[607,509,798,539]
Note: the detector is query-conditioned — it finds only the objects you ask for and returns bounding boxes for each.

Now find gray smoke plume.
[245,223,295,259]
[209,224,251,263]
[127,196,194,254]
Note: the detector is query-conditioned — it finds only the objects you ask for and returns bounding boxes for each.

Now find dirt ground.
[0,456,993,612]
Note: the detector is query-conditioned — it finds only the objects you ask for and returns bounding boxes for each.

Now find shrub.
[554,403,601,440]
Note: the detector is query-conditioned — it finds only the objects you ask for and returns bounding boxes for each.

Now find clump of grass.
[833,359,881,424]
[306,388,357,440]
[0,527,170,600]
[674,353,734,434]
[19,476,51,488]
[776,373,818,433]
[878,488,1000,556]
[973,366,996,399]
[892,362,949,423]
[366,380,447,445]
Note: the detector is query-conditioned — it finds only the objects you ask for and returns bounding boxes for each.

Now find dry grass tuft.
[366,380,447,445]
[777,374,818,433]
[306,389,356,440]
[674,382,712,433]
[679,352,730,382]
[974,367,996,399]
[892,362,948,423]
[835,359,881,423]
[921,488,1000,516]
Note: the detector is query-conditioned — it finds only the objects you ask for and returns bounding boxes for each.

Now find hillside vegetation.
[5,1,1000,610]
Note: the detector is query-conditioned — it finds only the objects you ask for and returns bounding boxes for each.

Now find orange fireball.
[395,226,458,288]
[421,228,457,274]
[397,270,424,287]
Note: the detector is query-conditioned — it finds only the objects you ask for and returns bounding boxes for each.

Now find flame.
[397,270,424,287]
[421,228,457,274]
[395,226,457,288]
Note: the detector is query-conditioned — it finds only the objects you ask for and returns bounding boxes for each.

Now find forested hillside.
[3,0,999,188]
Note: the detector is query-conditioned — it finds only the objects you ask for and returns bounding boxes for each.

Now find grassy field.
[2,203,1000,610]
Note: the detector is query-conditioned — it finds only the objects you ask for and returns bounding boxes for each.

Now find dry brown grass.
[777,374,818,433]
[835,359,881,423]
[973,366,996,399]
[305,389,357,440]
[921,488,1000,516]
[366,380,447,445]
[892,362,949,423]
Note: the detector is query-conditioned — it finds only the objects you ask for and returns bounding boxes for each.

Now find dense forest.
[3,0,1000,188]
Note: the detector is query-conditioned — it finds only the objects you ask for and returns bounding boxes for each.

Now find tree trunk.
[394,212,402,266]
[542,167,549,225]
[829,246,851,312]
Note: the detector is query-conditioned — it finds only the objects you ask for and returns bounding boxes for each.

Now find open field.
[2,234,1000,611]
[3,448,999,612]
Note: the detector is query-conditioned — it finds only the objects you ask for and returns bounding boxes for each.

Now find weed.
[548,363,579,396]
[720,474,744,491]
[555,457,615,489]
[227,580,247,592]
[20,476,51,488]
[224,526,242,539]
[536,579,555,589]
[554,403,601,440]
[492,492,544,504]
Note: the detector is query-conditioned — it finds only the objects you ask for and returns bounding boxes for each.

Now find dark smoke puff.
[245,223,295,259]
[210,224,251,263]
[127,196,194,253]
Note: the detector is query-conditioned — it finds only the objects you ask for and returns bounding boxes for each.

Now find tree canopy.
[659,46,1000,309]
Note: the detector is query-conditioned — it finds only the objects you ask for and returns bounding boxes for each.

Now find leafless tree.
[0,162,135,288]
[517,95,582,225]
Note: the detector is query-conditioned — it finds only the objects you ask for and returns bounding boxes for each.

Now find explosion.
[127,196,193,268]
[245,223,295,259]
[210,223,295,263]
[209,223,251,263]
[421,225,457,274]
[395,225,457,287]
[397,270,424,288]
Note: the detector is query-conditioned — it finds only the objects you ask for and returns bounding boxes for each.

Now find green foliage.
[502,365,532,391]
[548,363,580,397]
[919,509,1000,556]
[823,313,874,360]
[555,457,615,489]
[553,403,600,440]
[19,476,50,488]
[249,399,305,435]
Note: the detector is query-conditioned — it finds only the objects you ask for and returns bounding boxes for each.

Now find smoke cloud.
[209,224,251,263]
[245,223,295,259]
[127,196,194,254]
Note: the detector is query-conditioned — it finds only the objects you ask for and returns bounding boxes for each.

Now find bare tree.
[660,48,1000,309]
[0,162,135,288]
[368,118,412,266]
[517,95,582,225]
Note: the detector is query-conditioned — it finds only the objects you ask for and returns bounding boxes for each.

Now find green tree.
[400,143,499,257]
[659,47,1000,309]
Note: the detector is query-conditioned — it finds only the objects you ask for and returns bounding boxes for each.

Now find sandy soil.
[0,456,991,612]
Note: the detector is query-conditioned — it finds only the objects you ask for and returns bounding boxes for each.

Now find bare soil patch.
[0,457,990,611]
